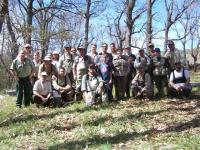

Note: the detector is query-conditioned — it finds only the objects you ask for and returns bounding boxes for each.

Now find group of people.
[10,40,192,108]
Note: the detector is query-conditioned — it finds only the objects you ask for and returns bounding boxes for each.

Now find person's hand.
[15,75,19,81]
[73,75,77,80]
[109,80,112,85]
[137,91,142,96]
[156,62,161,66]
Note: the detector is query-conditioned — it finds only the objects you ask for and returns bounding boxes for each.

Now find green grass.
[0,96,200,150]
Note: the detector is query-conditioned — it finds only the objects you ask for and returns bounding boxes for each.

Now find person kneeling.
[52,67,74,105]
[131,66,153,99]
[81,64,108,106]
[32,71,53,107]
[169,61,192,98]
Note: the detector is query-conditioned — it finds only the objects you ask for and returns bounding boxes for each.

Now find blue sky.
[89,0,199,53]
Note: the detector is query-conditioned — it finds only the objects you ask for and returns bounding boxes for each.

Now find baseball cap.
[24,44,31,48]
[41,71,48,76]
[167,40,174,45]
[78,46,86,50]
[148,43,154,47]
[154,47,160,53]
[52,51,59,55]
[43,55,51,61]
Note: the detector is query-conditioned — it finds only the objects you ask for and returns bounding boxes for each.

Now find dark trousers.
[114,76,126,100]
[169,87,191,98]
[16,77,32,107]
[32,95,52,107]
[153,75,168,97]
[125,75,133,98]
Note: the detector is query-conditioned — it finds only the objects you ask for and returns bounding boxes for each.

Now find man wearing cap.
[164,40,181,71]
[81,64,108,106]
[73,46,93,94]
[24,44,32,58]
[134,49,150,72]
[33,71,53,107]
[169,61,192,98]
[131,65,153,99]
[59,45,74,83]
[38,55,58,81]
[10,50,34,108]
[151,48,170,98]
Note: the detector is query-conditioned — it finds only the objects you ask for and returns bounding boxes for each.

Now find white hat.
[24,44,31,48]
[52,51,59,55]
[41,71,48,76]
[43,55,51,61]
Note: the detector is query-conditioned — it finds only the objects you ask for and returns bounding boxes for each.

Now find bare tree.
[164,0,196,52]
[0,0,8,33]
[146,0,156,54]
[124,0,146,47]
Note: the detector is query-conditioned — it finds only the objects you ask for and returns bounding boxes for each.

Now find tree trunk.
[0,0,8,33]
[146,0,153,54]
[25,0,34,45]
[6,3,18,58]
[84,0,91,51]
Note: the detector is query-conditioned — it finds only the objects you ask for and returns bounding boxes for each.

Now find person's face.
[89,67,96,75]
[24,47,31,55]
[71,48,76,55]
[44,60,51,66]
[79,49,85,56]
[139,50,144,57]
[19,50,25,60]
[149,46,154,51]
[175,63,181,71]
[59,69,65,76]
[155,51,160,56]
[91,45,97,53]
[139,67,144,74]
[52,54,59,60]
[128,57,133,63]
[65,47,71,53]
[41,75,47,82]
[168,44,175,50]
[102,44,108,53]
[33,52,40,60]
[117,51,122,58]
[110,44,116,52]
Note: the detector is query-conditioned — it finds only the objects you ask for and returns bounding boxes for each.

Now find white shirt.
[169,68,190,82]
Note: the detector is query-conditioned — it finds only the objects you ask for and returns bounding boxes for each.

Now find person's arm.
[37,64,42,79]
[81,75,87,92]
[10,60,19,81]
[33,90,47,101]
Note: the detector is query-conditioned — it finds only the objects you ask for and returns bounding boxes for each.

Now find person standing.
[73,46,93,93]
[151,48,170,98]
[113,49,129,100]
[32,51,42,85]
[89,44,100,65]
[164,40,181,72]
[10,50,34,108]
